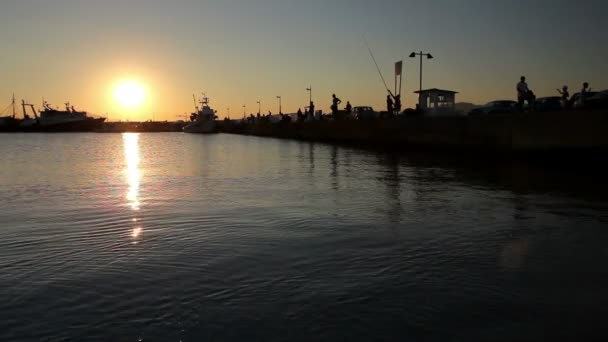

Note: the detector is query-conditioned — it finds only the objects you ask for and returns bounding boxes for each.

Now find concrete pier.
[219,109,608,152]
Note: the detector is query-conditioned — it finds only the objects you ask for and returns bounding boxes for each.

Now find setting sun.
[113,80,146,109]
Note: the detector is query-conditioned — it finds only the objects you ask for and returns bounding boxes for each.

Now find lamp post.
[243,104,246,118]
[256,100,260,115]
[227,108,230,120]
[306,86,312,104]
[409,51,434,104]
[276,96,282,114]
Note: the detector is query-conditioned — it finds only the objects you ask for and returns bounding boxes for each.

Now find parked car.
[585,90,608,109]
[353,106,378,120]
[534,96,563,112]
[468,100,517,115]
[569,91,597,108]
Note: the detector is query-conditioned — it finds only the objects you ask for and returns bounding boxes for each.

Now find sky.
[1,0,607,121]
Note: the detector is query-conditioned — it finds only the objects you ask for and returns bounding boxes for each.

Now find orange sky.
[1,0,606,121]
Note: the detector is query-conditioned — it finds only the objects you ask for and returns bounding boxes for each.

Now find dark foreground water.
[1,133,608,341]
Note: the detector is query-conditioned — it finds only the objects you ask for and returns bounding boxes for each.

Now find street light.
[227,108,230,120]
[409,51,434,102]
[276,96,282,114]
[256,100,260,115]
[306,86,312,104]
[243,104,246,118]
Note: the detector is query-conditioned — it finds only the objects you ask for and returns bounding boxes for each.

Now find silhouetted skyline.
[1,0,606,120]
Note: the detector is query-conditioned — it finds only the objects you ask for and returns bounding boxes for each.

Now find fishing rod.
[363,35,394,97]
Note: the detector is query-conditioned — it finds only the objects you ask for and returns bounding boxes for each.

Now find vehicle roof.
[487,100,516,104]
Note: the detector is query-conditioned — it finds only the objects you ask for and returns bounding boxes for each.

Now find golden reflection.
[123,133,143,243]
[123,133,141,211]
[132,227,142,238]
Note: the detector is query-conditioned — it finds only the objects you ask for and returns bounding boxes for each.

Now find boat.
[183,94,218,134]
[2,99,105,132]
[31,100,106,131]
[0,95,20,131]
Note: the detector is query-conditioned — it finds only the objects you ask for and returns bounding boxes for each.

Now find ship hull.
[183,120,217,134]
[0,118,106,132]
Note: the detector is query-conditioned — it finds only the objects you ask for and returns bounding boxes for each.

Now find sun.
[113,80,146,109]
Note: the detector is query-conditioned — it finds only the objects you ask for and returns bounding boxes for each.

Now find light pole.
[409,51,434,104]
[276,96,282,114]
[256,100,260,115]
[243,104,246,118]
[306,86,312,104]
[227,108,230,120]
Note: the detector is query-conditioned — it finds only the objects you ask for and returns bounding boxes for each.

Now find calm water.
[1,133,608,341]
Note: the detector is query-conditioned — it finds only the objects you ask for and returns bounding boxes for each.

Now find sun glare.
[114,80,145,109]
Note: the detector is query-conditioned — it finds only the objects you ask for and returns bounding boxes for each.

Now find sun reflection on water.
[124,133,141,211]
[123,133,143,242]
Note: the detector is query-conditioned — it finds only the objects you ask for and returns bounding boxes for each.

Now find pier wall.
[220,110,608,152]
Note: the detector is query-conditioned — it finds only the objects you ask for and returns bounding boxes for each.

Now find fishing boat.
[34,101,105,131]
[183,94,218,134]
[0,95,20,131]
[8,100,105,132]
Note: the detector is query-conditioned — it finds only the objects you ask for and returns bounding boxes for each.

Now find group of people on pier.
[517,76,592,111]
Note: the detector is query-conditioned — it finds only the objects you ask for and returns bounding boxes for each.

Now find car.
[585,90,608,109]
[468,100,517,116]
[569,91,598,108]
[353,106,378,120]
[534,96,563,112]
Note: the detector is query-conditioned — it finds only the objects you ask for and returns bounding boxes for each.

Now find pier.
[219,109,608,153]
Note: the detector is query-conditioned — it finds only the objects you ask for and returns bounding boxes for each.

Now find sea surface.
[1,133,608,341]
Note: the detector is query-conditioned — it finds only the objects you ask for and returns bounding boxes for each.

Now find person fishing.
[386,95,394,114]
[394,95,402,114]
[331,94,341,115]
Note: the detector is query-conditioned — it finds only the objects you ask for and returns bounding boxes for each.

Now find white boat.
[183,94,217,134]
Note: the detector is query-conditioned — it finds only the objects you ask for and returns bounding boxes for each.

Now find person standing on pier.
[557,85,569,108]
[580,82,590,107]
[309,101,315,121]
[331,94,341,115]
[345,101,352,114]
[386,95,394,115]
[517,76,529,112]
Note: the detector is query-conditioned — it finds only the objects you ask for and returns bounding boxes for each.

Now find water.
[1,133,607,341]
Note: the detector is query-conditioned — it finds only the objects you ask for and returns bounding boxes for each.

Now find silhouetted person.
[345,101,352,114]
[386,95,394,114]
[517,76,529,112]
[309,101,315,120]
[297,108,303,122]
[581,82,590,107]
[256,112,261,120]
[331,94,341,115]
[394,95,402,114]
[527,90,536,111]
[557,85,569,108]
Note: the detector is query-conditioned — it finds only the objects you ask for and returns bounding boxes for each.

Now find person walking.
[517,76,529,112]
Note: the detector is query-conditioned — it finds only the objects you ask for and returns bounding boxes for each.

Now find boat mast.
[193,94,199,112]
[11,94,16,118]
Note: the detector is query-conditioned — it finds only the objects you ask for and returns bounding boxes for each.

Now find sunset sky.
[1,0,607,121]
